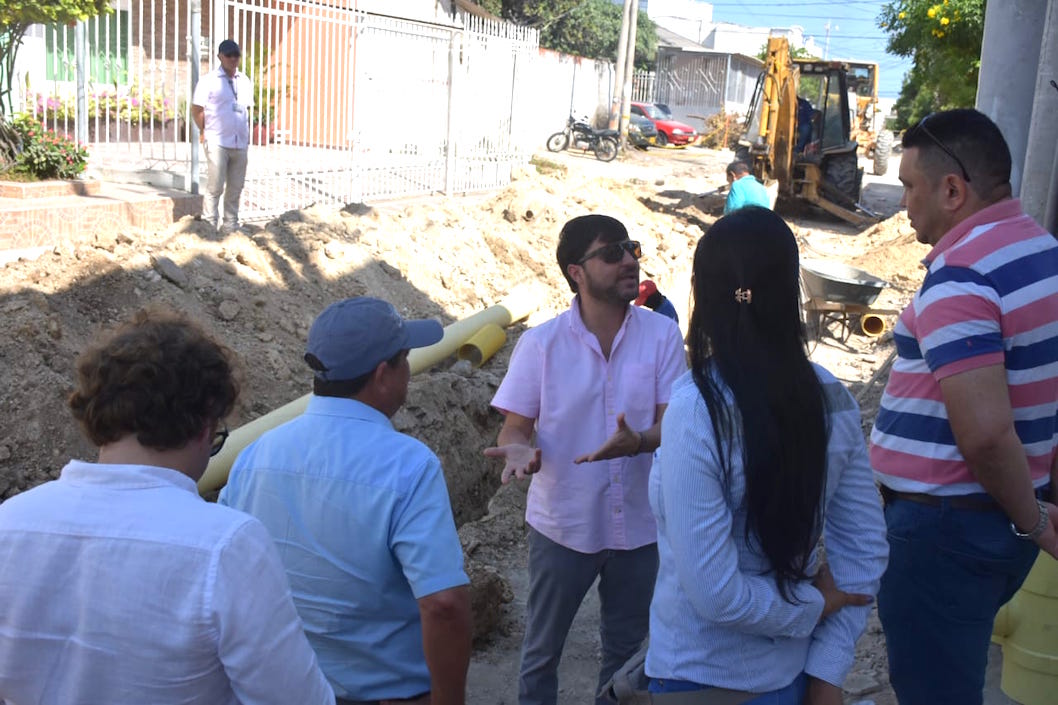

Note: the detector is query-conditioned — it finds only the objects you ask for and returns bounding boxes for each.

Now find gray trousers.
[519,528,658,705]
[202,142,248,228]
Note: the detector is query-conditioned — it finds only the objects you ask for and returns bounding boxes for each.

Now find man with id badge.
[192,39,253,233]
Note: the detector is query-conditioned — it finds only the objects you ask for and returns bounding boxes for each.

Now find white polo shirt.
[192,66,254,149]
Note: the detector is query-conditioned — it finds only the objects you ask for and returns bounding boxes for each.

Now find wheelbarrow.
[800,259,898,343]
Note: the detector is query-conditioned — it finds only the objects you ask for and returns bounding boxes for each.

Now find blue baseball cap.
[305,297,443,381]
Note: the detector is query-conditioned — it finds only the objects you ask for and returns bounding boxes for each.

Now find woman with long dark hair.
[646,207,888,704]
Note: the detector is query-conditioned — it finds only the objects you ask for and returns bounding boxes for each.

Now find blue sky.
[704,1,913,98]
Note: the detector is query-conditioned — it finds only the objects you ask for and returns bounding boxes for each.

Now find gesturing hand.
[483,444,542,484]
[813,563,873,621]
[574,413,640,464]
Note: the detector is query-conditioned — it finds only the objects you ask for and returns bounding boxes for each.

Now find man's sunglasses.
[910,114,971,183]
[210,424,229,457]
[578,240,642,265]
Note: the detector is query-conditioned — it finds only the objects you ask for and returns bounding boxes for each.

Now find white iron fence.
[12,0,539,220]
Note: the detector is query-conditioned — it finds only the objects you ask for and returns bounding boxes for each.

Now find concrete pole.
[1021,2,1058,233]
[609,0,633,129]
[619,2,639,148]
[976,0,1046,197]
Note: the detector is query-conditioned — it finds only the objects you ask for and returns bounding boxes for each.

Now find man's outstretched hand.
[483,444,542,484]
[574,413,639,464]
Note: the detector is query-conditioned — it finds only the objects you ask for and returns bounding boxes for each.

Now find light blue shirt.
[646,367,888,691]
[219,396,469,700]
[724,174,771,213]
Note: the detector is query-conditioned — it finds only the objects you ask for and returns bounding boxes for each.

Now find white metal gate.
[225,2,538,218]
[18,0,539,220]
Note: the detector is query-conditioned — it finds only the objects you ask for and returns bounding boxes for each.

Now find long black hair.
[688,206,828,601]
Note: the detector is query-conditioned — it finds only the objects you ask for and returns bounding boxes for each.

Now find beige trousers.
[202,141,248,228]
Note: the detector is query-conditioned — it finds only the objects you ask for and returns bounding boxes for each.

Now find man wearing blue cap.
[220,297,472,705]
[191,39,253,232]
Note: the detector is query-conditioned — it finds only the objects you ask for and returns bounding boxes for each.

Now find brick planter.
[0,179,101,199]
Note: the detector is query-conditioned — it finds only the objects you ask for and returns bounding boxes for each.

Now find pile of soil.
[1,146,932,703]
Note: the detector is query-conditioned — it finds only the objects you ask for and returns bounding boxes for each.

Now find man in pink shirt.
[485,214,685,705]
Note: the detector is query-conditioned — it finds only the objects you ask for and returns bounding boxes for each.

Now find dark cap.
[304,297,443,382]
[635,280,658,307]
[218,39,240,56]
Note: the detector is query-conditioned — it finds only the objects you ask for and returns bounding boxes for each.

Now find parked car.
[630,102,698,146]
[627,113,657,149]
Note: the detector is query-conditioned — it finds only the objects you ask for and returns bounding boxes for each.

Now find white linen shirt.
[192,66,253,149]
[0,460,333,705]
[491,297,686,553]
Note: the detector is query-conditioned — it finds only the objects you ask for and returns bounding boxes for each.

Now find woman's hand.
[813,563,873,621]
[802,676,843,705]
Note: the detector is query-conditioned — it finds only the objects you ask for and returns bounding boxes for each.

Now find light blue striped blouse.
[646,366,889,691]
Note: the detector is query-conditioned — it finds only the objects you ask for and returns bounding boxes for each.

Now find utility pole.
[823,20,836,60]
[620,1,639,149]
[610,0,634,130]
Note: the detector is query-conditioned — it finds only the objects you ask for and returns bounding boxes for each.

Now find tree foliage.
[0,0,112,116]
[480,0,657,70]
[877,0,984,129]
[755,42,815,62]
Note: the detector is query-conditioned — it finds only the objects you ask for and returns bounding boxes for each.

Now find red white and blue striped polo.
[871,199,1058,494]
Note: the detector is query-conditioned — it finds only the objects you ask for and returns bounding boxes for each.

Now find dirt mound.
[2,146,932,702]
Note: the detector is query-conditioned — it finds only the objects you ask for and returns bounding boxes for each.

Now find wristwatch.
[1010,499,1049,541]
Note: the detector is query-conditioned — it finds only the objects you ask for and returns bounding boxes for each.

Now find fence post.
[190,0,202,194]
[75,20,87,147]
[444,30,460,195]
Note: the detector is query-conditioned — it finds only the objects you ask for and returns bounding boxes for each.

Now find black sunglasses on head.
[910,114,971,183]
[210,424,229,457]
[578,240,642,265]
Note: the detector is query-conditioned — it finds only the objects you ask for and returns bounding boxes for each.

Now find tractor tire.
[594,136,619,162]
[873,130,893,176]
[546,132,569,152]
[822,151,861,206]
[656,130,669,147]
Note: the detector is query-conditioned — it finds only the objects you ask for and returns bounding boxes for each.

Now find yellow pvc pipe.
[457,323,507,368]
[198,284,540,494]
[992,554,1058,705]
[859,313,887,337]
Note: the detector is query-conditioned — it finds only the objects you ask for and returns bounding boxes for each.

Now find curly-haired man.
[0,307,333,705]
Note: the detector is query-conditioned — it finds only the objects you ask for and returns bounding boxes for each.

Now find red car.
[630,102,698,146]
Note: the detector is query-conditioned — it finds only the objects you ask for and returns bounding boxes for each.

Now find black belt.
[880,484,1051,511]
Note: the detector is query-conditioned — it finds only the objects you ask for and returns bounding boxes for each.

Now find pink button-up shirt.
[492,298,686,553]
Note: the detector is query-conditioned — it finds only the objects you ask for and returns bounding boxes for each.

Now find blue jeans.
[877,495,1039,705]
[519,528,658,705]
[648,672,807,704]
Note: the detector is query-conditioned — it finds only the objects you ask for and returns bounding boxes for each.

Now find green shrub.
[10,114,89,180]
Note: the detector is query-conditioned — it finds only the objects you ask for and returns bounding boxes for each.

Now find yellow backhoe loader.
[739,37,881,227]
[845,59,894,176]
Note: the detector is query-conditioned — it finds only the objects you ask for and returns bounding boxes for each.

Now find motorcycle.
[546,116,619,162]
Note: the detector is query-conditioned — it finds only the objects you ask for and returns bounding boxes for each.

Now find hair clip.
[735,288,752,304]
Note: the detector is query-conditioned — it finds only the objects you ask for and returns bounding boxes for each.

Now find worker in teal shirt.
[724,161,771,214]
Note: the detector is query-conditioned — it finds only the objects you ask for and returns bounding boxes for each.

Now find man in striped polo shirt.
[870,109,1058,705]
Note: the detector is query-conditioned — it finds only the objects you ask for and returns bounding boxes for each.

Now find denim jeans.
[519,528,658,705]
[648,672,807,705]
[877,495,1039,705]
